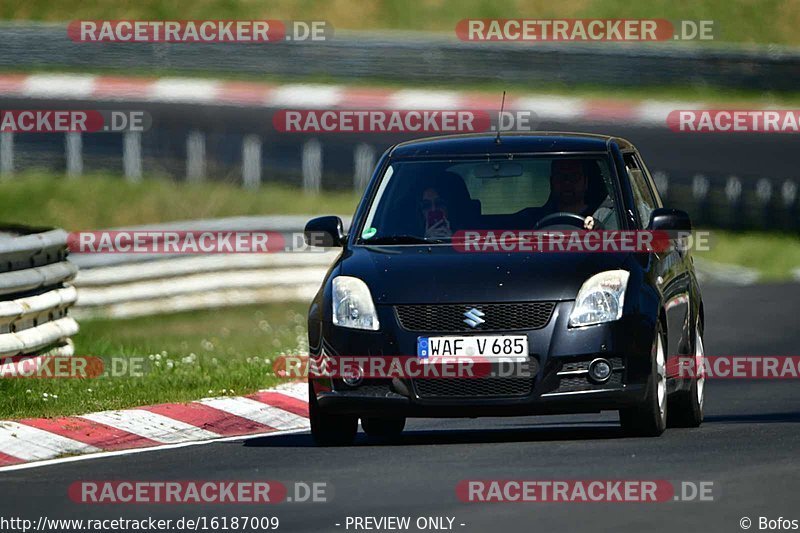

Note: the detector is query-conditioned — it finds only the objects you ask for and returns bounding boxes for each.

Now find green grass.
[0,172,359,230]
[0,303,308,419]
[696,230,800,281]
[1,0,799,45]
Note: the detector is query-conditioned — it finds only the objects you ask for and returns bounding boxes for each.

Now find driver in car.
[546,159,615,229]
[550,159,591,215]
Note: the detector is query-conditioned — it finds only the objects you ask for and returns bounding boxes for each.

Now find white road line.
[0,421,101,462]
[0,428,308,473]
[273,382,310,403]
[147,78,221,103]
[22,74,97,99]
[198,397,309,431]
[80,410,220,443]
[513,95,586,121]
[636,100,708,126]
[268,84,343,108]
[389,89,462,110]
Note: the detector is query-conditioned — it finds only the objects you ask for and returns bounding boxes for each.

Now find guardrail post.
[0,132,13,176]
[691,174,710,226]
[353,143,375,192]
[781,179,798,231]
[186,130,206,183]
[242,135,262,190]
[302,138,322,193]
[782,179,797,207]
[123,131,143,183]
[65,132,83,178]
[755,178,773,230]
[724,176,743,230]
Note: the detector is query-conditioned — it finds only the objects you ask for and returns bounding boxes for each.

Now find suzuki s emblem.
[463,308,486,328]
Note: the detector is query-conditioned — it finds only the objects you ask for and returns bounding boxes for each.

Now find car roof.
[389,132,635,158]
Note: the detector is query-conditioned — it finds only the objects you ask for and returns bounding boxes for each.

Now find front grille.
[415,377,532,398]
[560,357,624,373]
[395,302,555,332]
[552,357,625,393]
[553,373,623,393]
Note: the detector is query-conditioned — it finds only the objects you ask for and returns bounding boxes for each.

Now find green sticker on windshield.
[362,227,377,239]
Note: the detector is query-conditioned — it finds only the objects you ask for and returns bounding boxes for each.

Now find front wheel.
[309,382,357,446]
[668,325,705,428]
[620,327,668,437]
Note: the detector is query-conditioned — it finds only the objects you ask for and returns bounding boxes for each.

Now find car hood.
[340,245,636,304]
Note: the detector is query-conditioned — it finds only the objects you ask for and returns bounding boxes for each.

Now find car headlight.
[569,270,630,327]
[332,276,380,331]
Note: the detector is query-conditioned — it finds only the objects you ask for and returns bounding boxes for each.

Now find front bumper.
[309,301,656,418]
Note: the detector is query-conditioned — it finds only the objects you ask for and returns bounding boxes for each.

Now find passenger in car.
[419,187,453,239]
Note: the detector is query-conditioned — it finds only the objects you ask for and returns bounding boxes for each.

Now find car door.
[625,152,692,367]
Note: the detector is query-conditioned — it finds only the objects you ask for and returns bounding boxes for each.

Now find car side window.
[624,153,657,228]
[634,153,663,208]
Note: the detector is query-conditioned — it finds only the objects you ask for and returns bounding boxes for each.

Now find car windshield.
[358,156,620,244]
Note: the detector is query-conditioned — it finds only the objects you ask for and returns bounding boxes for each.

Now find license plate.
[417,335,528,360]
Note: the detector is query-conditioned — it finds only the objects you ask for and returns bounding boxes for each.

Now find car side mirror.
[304,216,345,247]
[648,208,692,232]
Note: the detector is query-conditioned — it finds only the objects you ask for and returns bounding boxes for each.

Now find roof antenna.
[495,90,506,144]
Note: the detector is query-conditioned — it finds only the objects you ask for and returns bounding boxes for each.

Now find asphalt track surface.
[1,283,798,533]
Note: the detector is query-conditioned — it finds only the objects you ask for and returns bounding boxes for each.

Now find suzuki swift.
[304,132,705,445]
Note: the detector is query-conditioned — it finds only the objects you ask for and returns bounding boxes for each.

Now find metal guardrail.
[0,226,78,358]
[1,23,799,91]
[70,217,343,319]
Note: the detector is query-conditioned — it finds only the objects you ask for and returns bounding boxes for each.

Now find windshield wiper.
[364,235,445,245]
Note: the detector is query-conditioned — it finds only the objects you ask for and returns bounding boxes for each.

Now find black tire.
[309,382,357,446]
[620,326,668,437]
[668,327,705,428]
[361,417,406,440]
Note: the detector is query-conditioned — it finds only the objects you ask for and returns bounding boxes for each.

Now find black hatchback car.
[304,132,705,445]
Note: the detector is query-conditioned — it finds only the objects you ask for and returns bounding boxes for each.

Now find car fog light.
[342,365,364,387]
[588,358,612,383]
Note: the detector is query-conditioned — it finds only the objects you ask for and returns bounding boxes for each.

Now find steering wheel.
[534,212,588,230]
